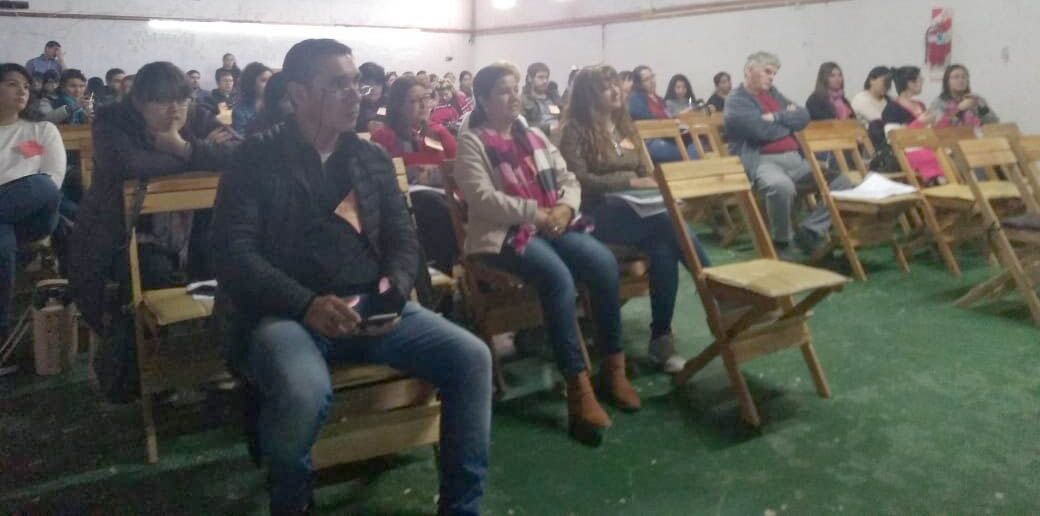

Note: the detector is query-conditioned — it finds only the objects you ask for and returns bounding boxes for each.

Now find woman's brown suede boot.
[601,352,641,412]
[566,370,611,446]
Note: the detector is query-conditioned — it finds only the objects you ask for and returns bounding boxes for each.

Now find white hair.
[745,51,781,71]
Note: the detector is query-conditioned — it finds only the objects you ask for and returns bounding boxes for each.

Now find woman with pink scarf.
[883,66,944,184]
[930,64,999,129]
[806,62,854,121]
[455,63,639,447]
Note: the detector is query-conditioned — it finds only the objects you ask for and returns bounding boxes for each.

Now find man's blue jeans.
[481,232,623,377]
[0,174,61,331]
[246,302,492,515]
[590,204,710,339]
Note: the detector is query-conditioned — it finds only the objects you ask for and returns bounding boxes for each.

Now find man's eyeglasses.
[323,81,375,98]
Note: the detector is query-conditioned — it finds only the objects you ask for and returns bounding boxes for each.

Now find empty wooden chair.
[889,127,1021,278]
[981,123,1040,207]
[796,131,919,280]
[122,172,226,463]
[635,119,743,246]
[952,137,1040,325]
[658,157,848,427]
[676,112,727,158]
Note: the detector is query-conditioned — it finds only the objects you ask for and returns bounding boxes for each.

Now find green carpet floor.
[2,237,1038,515]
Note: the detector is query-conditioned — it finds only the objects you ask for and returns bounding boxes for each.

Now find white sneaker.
[648,333,687,374]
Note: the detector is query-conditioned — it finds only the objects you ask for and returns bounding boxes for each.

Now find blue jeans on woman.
[481,231,623,377]
[0,174,62,332]
[246,302,492,515]
[590,203,710,339]
[646,138,699,163]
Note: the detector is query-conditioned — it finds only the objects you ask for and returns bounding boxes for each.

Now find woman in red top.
[429,80,464,135]
[371,75,457,274]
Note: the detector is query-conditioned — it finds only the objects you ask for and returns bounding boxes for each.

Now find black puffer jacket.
[209,118,419,372]
[69,101,234,332]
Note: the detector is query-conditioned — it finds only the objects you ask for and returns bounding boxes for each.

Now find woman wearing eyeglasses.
[69,62,240,367]
[371,75,458,274]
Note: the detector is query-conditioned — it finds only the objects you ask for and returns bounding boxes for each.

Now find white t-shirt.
[850,90,887,126]
[0,119,66,188]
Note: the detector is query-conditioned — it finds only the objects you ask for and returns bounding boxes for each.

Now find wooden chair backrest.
[655,157,777,271]
[122,172,221,306]
[935,125,976,150]
[393,157,409,196]
[634,119,691,168]
[59,124,94,190]
[955,137,1040,214]
[798,132,869,183]
[676,112,727,158]
[887,127,962,188]
[440,165,468,260]
[803,119,876,156]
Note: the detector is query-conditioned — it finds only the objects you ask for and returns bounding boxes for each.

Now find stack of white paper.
[830,173,918,201]
[606,189,669,218]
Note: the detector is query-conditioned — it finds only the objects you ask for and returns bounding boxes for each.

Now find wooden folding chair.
[392,157,455,303]
[796,131,919,280]
[658,157,848,426]
[123,172,226,463]
[441,168,592,397]
[311,157,441,469]
[803,120,879,179]
[889,128,1022,278]
[952,137,1040,325]
[635,119,744,246]
[981,123,1040,207]
[676,112,727,158]
[59,124,94,191]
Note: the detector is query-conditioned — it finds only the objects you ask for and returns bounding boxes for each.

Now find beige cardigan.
[455,126,582,256]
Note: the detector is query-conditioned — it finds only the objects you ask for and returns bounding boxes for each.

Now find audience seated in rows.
[208,68,238,111]
[231,62,272,135]
[245,71,291,137]
[0,63,67,342]
[930,64,998,129]
[41,69,92,125]
[707,71,731,113]
[68,61,238,339]
[24,41,64,77]
[208,39,491,516]
[521,62,562,139]
[355,61,387,134]
[806,61,854,121]
[371,74,459,274]
[882,66,944,184]
[456,62,640,447]
[96,68,125,108]
[851,65,891,130]
[629,65,700,161]
[559,65,711,373]
[430,80,465,133]
[215,53,241,88]
[663,73,701,117]
[725,51,852,260]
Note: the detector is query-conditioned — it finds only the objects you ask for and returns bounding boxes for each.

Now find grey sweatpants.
[752,151,854,244]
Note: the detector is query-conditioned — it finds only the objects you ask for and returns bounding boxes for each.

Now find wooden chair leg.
[800,339,831,398]
[921,203,963,278]
[892,239,911,274]
[832,218,866,281]
[142,391,159,464]
[955,271,1014,307]
[991,238,1040,324]
[673,341,720,387]
[720,345,760,427]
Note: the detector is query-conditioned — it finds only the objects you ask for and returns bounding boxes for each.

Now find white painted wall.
[2,0,473,89]
[474,0,1040,132]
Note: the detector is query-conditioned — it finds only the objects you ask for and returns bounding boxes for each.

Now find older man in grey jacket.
[724,51,852,260]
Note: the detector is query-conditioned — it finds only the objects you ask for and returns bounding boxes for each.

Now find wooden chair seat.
[141,288,213,326]
[1002,213,1040,231]
[924,182,1021,202]
[704,259,848,298]
[329,363,410,388]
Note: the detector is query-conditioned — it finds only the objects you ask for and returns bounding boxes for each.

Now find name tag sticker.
[18,140,44,158]
[424,136,444,152]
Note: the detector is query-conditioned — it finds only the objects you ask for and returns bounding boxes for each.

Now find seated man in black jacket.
[209,39,491,516]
